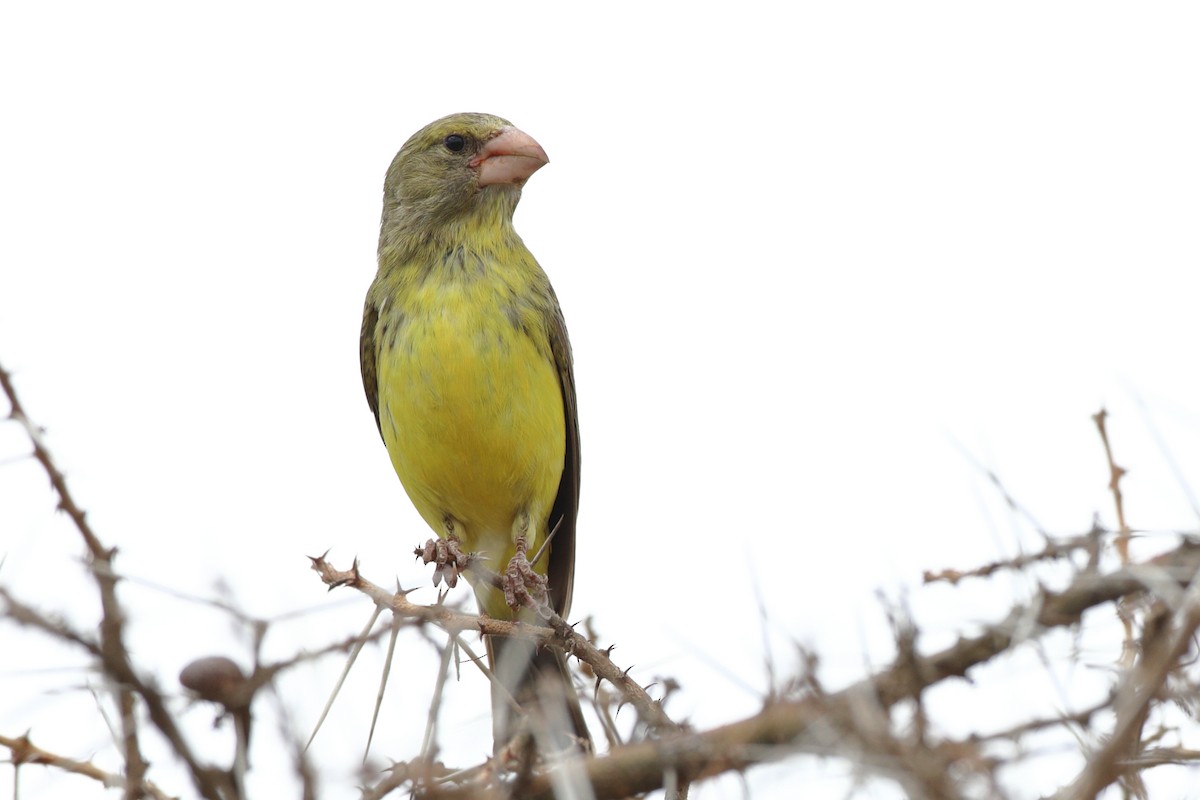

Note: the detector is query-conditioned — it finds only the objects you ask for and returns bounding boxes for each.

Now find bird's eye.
[443,134,466,152]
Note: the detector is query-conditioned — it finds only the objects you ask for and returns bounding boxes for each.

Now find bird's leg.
[414,517,471,589]
[504,512,548,611]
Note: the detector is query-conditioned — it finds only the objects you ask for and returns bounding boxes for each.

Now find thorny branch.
[314,535,1200,799]
[1094,408,1131,563]
[1,363,229,800]
[309,555,681,737]
[0,732,173,800]
[6,355,1200,800]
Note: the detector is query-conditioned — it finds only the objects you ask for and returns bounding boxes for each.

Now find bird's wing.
[546,297,580,618]
[360,300,383,438]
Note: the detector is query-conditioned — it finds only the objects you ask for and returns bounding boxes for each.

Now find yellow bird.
[359,113,587,751]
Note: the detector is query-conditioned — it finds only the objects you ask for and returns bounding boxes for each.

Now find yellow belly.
[376,288,565,600]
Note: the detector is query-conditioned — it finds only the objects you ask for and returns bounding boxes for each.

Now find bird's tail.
[485,634,591,755]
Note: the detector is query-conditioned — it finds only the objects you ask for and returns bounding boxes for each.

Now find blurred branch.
[0,732,173,800]
[923,528,1103,586]
[1053,568,1200,799]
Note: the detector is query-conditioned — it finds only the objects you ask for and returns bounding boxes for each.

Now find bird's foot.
[414,536,471,589]
[503,536,548,611]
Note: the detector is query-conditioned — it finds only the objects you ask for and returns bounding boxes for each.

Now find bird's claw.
[414,536,471,588]
[503,541,548,611]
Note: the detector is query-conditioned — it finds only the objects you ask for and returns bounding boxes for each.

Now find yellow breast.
[376,276,566,572]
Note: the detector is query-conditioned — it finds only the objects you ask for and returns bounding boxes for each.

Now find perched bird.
[359,113,587,752]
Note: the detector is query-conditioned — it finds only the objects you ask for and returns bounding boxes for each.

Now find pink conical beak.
[472,126,549,187]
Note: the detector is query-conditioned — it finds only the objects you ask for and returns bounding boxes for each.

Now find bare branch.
[310,553,683,736]
[0,732,173,800]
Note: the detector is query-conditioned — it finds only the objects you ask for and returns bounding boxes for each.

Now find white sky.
[3,2,1200,798]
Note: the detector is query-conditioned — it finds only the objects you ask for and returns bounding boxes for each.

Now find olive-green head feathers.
[380,112,549,245]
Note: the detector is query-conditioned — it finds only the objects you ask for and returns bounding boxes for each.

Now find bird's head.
[381,112,549,236]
